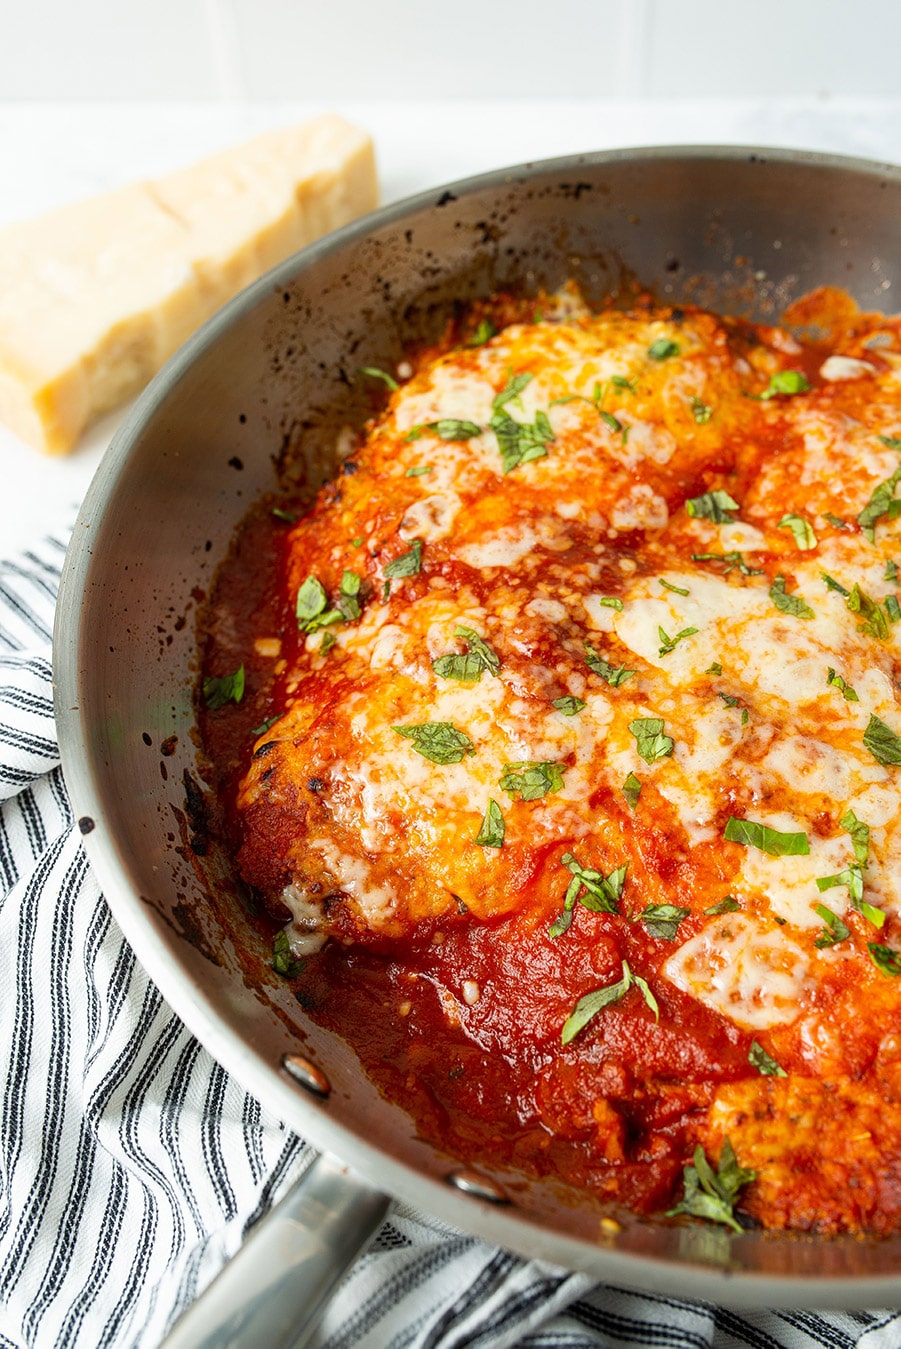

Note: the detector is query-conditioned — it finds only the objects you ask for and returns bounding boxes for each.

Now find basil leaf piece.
[622,772,642,810]
[393,722,475,764]
[320,631,337,655]
[629,717,674,765]
[685,490,740,523]
[848,583,889,640]
[817,865,864,903]
[691,396,712,424]
[251,713,280,737]
[561,961,633,1045]
[642,903,690,941]
[492,371,533,413]
[548,875,581,938]
[667,1138,756,1234]
[748,1040,787,1077]
[272,929,303,978]
[858,466,901,543]
[647,338,679,361]
[879,435,901,450]
[632,970,660,1021]
[759,370,811,399]
[433,626,500,682]
[658,625,699,657]
[723,816,810,856]
[599,596,624,610]
[611,374,637,392]
[778,514,817,550]
[296,575,328,628]
[886,594,901,624]
[337,570,363,621]
[863,713,901,766]
[359,366,399,391]
[769,574,814,619]
[426,419,482,441]
[584,642,636,687]
[692,551,764,577]
[821,571,850,596]
[826,667,859,702]
[706,896,740,914]
[491,408,554,473]
[383,538,423,579]
[552,696,586,716]
[271,506,297,523]
[814,903,851,949]
[841,808,870,866]
[405,464,433,476]
[475,799,505,848]
[659,578,690,596]
[203,664,245,711]
[886,559,900,582]
[823,512,850,531]
[560,851,627,916]
[706,662,723,675]
[500,760,568,801]
[869,943,901,977]
[468,318,496,346]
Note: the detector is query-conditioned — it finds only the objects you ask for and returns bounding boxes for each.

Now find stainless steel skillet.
[54,147,901,1342]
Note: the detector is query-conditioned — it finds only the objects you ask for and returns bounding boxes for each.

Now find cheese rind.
[0,115,378,454]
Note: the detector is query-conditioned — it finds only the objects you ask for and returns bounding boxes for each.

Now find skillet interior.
[55,146,901,1305]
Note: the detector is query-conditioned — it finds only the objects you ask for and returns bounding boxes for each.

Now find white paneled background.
[2,0,900,101]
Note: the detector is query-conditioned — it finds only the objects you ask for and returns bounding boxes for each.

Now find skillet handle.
[161,1151,390,1349]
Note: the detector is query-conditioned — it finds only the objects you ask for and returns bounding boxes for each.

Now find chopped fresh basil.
[878,435,901,450]
[817,865,864,903]
[778,514,817,550]
[337,570,363,621]
[759,370,811,399]
[842,808,870,866]
[359,365,399,391]
[869,943,901,977]
[648,338,680,361]
[692,551,763,577]
[271,506,297,523]
[723,816,810,856]
[659,578,690,596]
[393,721,475,764]
[548,875,581,938]
[561,961,632,1044]
[622,772,642,810]
[500,760,568,801]
[814,903,851,949]
[251,713,280,737]
[718,693,740,708]
[560,851,627,915]
[319,631,337,655]
[706,662,724,675]
[821,571,850,596]
[769,573,815,619]
[584,642,636,687]
[748,1040,787,1077]
[468,318,496,346]
[493,371,533,412]
[612,375,638,393]
[433,626,501,682]
[552,696,586,716]
[561,959,657,1044]
[826,667,859,702]
[351,536,363,548]
[296,575,329,629]
[858,465,901,543]
[407,419,482,443]
[405,464,433,476]
[629,717,675,765]
[492,405,554,473]
[272,929,303,978]
[599,409,625,436]
[685,490,740,524]
[658,625,699,656]
[667,1138,756,1234]
[203,664,245,710]
[475,799,505,848]
[886,595,901,624]
[886,559,899,582]
[863,712,901,766]
[690,396,712,424]
[823,512,850,531]
[848,583,889,640]
[383,538,423,579]
[642,903,690,941]
[706,896,740,914]
[600,595,624,610]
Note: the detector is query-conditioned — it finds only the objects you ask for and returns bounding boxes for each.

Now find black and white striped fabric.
[2,528,901,1349]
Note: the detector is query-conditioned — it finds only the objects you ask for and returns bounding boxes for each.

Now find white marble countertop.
[1,96,900,559]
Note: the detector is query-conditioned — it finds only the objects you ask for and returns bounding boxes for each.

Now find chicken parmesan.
[200,291,901,1236]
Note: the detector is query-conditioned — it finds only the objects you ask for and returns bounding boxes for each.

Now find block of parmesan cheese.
[0,115,377,454]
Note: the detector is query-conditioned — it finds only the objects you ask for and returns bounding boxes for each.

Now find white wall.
[2,0,900,101]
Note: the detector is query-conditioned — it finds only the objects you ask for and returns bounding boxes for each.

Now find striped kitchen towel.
[1,526,901,1349]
